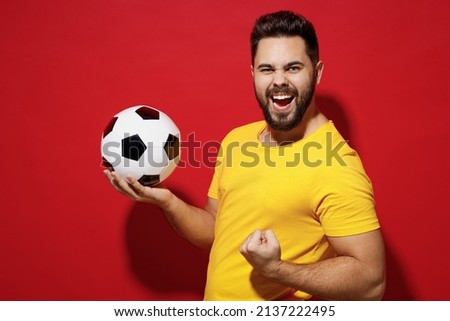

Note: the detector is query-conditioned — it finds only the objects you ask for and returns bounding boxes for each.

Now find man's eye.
[288,66,300,72]
[260,68,273,74]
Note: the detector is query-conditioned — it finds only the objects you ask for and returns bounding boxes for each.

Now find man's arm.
[240,229,386,300]
[104,170,217,250]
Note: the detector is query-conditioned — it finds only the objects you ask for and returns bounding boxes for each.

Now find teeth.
[273,95,292,100]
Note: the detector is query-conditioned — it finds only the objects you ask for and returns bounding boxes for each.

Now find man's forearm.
[264,256,385,300]
[161,193,215,250]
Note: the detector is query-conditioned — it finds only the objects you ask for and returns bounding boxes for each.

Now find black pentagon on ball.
[122,134,147,161]
[101,157,114,169]
[138,175,160,186]
[164,134,180,160]
[135,106,160,120]
[103,117,118,138]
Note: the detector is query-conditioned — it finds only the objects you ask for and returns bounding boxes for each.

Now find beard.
[255,79,316,131]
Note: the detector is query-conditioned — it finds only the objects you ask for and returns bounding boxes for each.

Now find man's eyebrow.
[256,63,273,70]
[286,61,304,67]
[256,61,305,70]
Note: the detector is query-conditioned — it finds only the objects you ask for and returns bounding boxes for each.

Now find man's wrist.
[159,191,177,213]
[262,260,285,280]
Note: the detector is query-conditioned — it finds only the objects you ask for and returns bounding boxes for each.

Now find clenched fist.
[240,229,283,278]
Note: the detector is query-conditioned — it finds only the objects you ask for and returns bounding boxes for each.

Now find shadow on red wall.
[383,244,415,300]
[317,94,354,145]
[125,189,209,300]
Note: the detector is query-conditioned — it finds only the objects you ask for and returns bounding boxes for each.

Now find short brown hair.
[250,11,319,65]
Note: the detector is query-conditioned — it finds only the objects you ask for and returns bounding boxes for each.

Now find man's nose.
[273,70,288,87]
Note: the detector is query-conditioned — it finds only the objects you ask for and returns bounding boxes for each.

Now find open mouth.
[271,94,294,110]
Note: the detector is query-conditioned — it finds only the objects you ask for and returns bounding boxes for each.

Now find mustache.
[266,87,299,97]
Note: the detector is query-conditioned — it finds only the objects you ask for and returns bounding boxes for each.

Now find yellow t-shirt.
[205,120,380,300]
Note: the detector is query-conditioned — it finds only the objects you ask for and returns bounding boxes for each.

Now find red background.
[1,0,449,300]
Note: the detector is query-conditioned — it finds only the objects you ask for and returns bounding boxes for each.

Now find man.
[104,10,385,300]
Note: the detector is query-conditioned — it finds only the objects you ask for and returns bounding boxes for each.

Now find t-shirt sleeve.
[207,164,221,200]
[207,133,230,200]
[313,152,380,237]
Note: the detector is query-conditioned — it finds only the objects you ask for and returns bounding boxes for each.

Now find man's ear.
[315,61,324,85]
[250,64,254,77]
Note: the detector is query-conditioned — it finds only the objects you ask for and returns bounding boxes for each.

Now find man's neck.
[261,104,328,146]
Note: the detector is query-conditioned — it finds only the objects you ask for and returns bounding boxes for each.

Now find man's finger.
[249,229,263,243]
[127,175,147,195]
[262,229,278,244]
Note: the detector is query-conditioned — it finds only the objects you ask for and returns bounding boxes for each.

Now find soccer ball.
[101,105,181,186]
